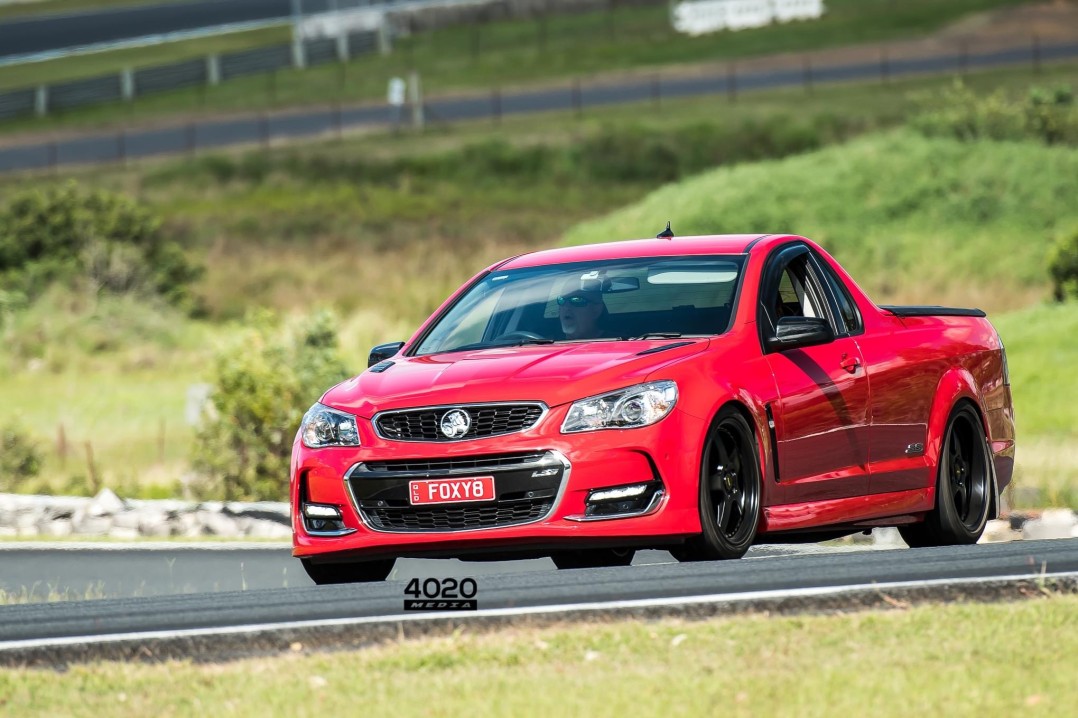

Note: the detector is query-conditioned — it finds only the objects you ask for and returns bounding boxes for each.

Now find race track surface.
[0,538,1074,644]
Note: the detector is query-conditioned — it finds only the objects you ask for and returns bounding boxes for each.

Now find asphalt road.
[2,41,1077,174]
[0,0,293,60]
[0,538,1074,644]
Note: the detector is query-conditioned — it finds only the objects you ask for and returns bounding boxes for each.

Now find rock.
[0,526,17,537]
[245,520,292,539]
[15,510,40,530]
[42,519,74,537]
[111,511,141,530]
[872,527,905,547]
[87,488,125,517]
[1022,508,1077,541]
[136,511,170,537]
[74,516,113,536]
[197,510,240,538]
[979,518,1019,543]
[108,526,140,540]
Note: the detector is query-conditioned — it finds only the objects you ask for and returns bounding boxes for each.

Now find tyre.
[550,548,635,570]
[672,407,761,562]
[301,558,396,585]
[899,403,992,548]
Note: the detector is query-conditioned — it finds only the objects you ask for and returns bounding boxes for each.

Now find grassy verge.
[1,595,1075,715]
[0,0,1039,133]
[1,69,1075,503]
[0,0,205,22]
[562,130,1078,313]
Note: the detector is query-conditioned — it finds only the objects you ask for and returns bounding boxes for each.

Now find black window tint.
[817,259,863,334]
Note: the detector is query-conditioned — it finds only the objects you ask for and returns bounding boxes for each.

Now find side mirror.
[368,341,405,367]
[765,316,834,353]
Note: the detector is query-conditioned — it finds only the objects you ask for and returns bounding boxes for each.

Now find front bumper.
[291,406,705,561]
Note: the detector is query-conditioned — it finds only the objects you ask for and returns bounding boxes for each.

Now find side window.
[815,257,863,335]
[771,257,825,322]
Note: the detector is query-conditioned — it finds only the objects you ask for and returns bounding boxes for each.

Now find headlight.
[300,403,360,448]
[561,381,678,433]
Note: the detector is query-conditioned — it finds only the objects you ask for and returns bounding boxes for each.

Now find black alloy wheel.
[550,548,636,570]
[301,558,396,584]
[900,403,993,548]
[672,407,761,562]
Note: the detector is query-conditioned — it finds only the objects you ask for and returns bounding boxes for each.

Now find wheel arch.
[927,370,998,518]
[703,396,775,504]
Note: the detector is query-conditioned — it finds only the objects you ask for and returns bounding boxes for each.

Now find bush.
[912,81,1078,145]
[1049,228,1078,302]
[190,310,350,501]
[0,423,43,492]
[0,183,202,308]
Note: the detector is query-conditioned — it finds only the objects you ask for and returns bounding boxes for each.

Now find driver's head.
[557,278,605,340]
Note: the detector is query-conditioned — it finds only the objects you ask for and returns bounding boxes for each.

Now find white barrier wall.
[672,0,825,37]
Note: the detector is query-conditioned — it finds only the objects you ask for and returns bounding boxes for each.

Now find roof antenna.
[657,221,674,239]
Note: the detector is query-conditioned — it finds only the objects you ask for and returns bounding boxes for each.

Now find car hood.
[322,339,710,417]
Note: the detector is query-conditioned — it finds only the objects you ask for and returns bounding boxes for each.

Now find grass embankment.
[1,71,1075,504]
[563,129,1078,506]
[1,596,1075,715]
[0,0,1039,133]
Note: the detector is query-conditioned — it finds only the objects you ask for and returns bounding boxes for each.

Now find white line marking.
[2,570,1075,653]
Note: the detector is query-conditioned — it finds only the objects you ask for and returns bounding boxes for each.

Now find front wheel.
[672,407,761,562]
[899,403,992,548]
[550,548,635,569]
[301,558,396,585]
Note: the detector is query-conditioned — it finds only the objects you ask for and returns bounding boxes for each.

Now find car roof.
[498,235,772,270]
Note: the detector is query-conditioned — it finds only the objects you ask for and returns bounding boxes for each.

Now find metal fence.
[0,30,382,121]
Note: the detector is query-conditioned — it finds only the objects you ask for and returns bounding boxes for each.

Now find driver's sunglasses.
[556,295,592,307]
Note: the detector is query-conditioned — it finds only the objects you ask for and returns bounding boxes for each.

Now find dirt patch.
[940,0,1078,44]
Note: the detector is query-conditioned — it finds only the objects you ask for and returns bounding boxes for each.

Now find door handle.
[839,354,861,373]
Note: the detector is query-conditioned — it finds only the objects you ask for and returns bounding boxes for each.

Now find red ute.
[290,234,1015,583]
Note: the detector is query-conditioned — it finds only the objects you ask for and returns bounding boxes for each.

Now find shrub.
[0,423,43,492]
[190,310,350,501]
[1048,228,1078,302]
[0,183,202,308]
[912,81,1078,145]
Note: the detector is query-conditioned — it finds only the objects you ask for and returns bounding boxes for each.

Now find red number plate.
[409,477,496,506]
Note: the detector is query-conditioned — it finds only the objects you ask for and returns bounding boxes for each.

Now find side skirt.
[759,488,934,534]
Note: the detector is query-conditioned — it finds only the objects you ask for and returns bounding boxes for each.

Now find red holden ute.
[291,233,1015,583]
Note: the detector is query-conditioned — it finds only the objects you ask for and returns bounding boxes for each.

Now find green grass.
[0,26,291,90]
[1,69,1076,503]
[563,129,1078,313]
[0,0,204,22]
[1,596,1075,715]
[0,0,1038,133]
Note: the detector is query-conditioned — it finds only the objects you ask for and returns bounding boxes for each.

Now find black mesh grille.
[375,404,544,442]
[361,452,548,475]
[363,498,553,531]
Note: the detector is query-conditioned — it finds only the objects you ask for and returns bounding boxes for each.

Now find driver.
[557,279,606,340]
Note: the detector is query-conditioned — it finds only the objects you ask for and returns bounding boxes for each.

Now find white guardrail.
[672,0,824,37]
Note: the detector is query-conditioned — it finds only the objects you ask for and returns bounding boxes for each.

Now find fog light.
[582,482,663,519]
[589,483,650,502]
[303,503,342,520]
[301,502,352,536]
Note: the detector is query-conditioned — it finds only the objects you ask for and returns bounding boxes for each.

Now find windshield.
[413,255,746,356]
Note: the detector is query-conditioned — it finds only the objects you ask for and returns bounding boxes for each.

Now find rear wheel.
[301,558,396,585]
[672,407,761,562]
[899,403,992,548]
[550,548,635,569]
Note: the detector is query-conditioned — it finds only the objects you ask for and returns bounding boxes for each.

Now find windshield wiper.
[626,332,683,340]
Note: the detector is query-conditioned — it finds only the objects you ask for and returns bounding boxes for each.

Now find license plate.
[409,477,496,505]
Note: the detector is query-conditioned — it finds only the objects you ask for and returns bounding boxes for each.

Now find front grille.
[374,403,545,442]
[363,498,553,531]
[348,450,565,533]
[361,452,548,475]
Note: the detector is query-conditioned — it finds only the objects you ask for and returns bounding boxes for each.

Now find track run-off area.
[0,537,1075,665]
